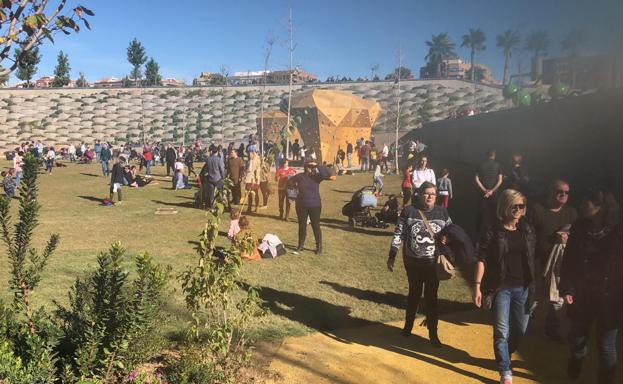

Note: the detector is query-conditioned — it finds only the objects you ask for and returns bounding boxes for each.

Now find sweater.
[287,166,330,208]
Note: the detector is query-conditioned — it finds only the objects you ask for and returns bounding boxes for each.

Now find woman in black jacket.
[559,187,622,384]
[473,189,536,384]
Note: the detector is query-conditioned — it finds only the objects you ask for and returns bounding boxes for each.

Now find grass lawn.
[0,159,472,342]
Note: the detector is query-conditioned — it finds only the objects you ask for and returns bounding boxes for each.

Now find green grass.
[0,160,471,341]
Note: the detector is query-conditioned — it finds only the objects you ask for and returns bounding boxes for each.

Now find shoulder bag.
[418,210,455,280]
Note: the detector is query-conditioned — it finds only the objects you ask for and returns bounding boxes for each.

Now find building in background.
[539,54,623,90]
[267,68,318,84]
[94,77,124,88]
[161,78,186,87]
[420,58,499,84]
[193,72,221,86]
[228,70,270,86]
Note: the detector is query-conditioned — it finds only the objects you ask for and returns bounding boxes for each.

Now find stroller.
[342,186,377,227]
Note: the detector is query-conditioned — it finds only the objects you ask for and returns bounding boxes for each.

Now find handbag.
[417,210,456,280]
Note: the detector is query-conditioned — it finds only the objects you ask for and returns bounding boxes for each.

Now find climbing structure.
[255,110,302,144]
[290,89,381,164]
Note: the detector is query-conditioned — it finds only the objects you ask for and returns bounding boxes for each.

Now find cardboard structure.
[255,110,302,144]
[290,89,381,164]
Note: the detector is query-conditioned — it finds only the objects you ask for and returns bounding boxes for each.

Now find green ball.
[517,89,531,106]
[549,82,569,98]
[503,83,519,99]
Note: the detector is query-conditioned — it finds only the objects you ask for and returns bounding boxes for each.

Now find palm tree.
[496,29,521,85]
[425,33,457,77]
[561,28,586,88]
[525,30,550,61]
[461,28,487,82]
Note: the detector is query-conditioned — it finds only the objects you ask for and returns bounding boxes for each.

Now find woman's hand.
[387,257,395,272]
[564,295,574,305]
[473,286,482,308]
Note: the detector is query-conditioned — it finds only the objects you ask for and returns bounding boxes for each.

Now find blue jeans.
[373,176,383,194]
[15,171,22,187]
[361,156,370,171]
[493,286,530,378]
[101,160,109,176]
[145,160,151,176]
[569,309,618,383]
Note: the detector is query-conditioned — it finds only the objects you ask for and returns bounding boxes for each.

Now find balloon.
[503,83,519,99]
[516,89,532,107]
[549,82,569,98]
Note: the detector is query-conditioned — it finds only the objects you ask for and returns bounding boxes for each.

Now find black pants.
[477,194,498,238]
[166,161,175,176]
[231,182,241,205]
[206,179,224,208]
[278,189,291,219]
[402,187,412,206]
[187,163,196,177]
[260,181,270,206]
[403,257,439,332]
[296,204,322,249]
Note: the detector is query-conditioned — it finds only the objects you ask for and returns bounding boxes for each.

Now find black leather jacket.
[477,220,537,313]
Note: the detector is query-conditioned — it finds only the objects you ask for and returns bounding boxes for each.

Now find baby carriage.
[342,186,377,227]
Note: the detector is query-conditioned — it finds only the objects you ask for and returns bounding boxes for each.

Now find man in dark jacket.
[165,144,177,176]
[227,149,244,205]
[109,158,125,204]
[201,148,225,208]
[100,143,112,177]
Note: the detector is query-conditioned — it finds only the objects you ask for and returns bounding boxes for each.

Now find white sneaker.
[500,377,512,384]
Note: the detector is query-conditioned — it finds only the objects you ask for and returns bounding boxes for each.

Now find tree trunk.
[503,52,510,85]
[470,49,475,82]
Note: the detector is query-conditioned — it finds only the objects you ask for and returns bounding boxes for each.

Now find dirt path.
[263,309,600,384]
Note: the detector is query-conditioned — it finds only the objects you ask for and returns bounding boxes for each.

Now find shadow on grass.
[320,222,391,237]
[79,172,101,178]
[151,199,195,208]
[332,189,354,194]
[255,285,508,384]
[78,195,104,203]
[318,281,486,326]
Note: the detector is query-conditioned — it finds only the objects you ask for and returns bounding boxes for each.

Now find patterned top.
[391,204,452,259]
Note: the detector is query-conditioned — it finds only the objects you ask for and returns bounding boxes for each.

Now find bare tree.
[260,33,276,155]
[371,63,379,80]
[394,48,403,175]
[285,6,296,159]
[219,64,229,146]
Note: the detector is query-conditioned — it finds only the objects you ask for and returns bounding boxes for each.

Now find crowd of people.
[1,134,620,384]
[387,145,622,384]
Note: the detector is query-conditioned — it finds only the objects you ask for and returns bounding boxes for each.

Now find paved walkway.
[264,309,601,384]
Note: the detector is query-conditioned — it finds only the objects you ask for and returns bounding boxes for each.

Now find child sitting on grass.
[232,216,260,261]
[228,208,241,239]
[2,170,15,198]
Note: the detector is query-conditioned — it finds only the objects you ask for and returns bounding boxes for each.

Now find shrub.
[56,243,170,382]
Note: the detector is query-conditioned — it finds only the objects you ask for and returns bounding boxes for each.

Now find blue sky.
[11,0,623,85]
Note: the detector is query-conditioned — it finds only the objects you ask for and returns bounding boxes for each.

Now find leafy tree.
[76,71,87,87]
[15,47,40,87]
[461,28,486,82]
[127,38,147,86]
[561,28,587,89]
[144,57,161,86]
[425,33,457,77]
[496,29,521,85]
[465,66,485,83]
[525,29,550,60]
[51,50,70,87]
[385,66,411,81]
[0,2,93,79]
[209,73,226,85]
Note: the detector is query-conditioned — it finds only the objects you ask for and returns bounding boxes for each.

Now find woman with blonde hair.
[473,189,537,384]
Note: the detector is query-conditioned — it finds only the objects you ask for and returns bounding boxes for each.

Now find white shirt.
[411,168,436,189]
[382,145,389,156]
[68,145,76,154]
[46,150,56,160]
[174,161,185,171]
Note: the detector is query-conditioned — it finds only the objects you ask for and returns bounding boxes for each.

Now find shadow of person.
[77,195,104,203]
[151,199,195,209]
[255,285,508,383]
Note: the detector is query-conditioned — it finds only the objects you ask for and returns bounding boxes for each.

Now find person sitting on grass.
[228,207,242,239]
[376,195,399,224]
[172,168,191,190]
[125,166,158,188]
[232,216,261,261]
[2,170,15,198]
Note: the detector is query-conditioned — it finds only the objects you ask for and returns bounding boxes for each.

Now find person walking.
[45,146,56,174]
[373,163,384,195]
[100,143,112,177]
[275,160,296,221]
[227,149,245,205]
[387,181,452,347]
[473,189,536,384]
[258,157,271,209]
[346,141,353,169]
[475,149,504,236]
[411,155,436,190]
[402,164,413,207]
[436,168,453,209]
[530,179,577,343]
[13,150,23,187]
[244,150,261,213]
[359,141,371,172]
[184,147,196,177]
[560,187,622,384]
[142,147,152,177]
[201,147,225,208]
[165,144,177,177]
[109,158,125,204]
[287,160,330,254]
[94,140,102,163]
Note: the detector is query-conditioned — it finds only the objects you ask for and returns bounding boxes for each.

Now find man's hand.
[387,257,395,272]
[564,295,574,305]
[556,231,569,244]
[484,190,492,198]
[473,286,482,308]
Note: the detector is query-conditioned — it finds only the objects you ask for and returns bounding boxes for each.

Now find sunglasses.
[511,204,526,211]
[556,190,570,196]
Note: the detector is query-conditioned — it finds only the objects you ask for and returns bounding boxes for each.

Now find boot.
[315,244,322,255]
[429,329,442,348]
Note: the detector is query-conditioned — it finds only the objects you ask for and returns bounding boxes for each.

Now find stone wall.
[0,79,505,150]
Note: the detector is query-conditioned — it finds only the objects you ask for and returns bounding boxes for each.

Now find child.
[2,170,15,198]
[228,208,241,239]
[233,216,261,261]
[373,163,384,196]
[436,168,453,209]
